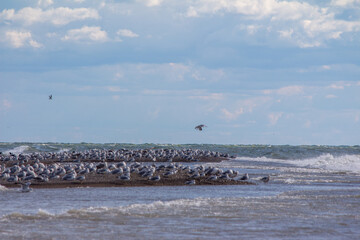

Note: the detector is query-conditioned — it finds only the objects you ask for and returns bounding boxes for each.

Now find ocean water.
[1,143,360,239]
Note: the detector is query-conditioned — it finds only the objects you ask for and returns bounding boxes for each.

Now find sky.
[0,0,360,145]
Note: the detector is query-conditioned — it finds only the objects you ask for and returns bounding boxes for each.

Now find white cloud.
[268,112,283,125]
[141,0,164,7]
[29,39,43,48]
[117,29,139,38]
[77,86,93,91]
[278,29,294,39]
[166,63,190,81]
[331,0,360,7]
[328,83,345,89]
[37,0,54,8]
[297,41,322,48]
[185,0,360,47]
[326,94,337,99]
[245,25,262,35]
[5,31,42,48]
[220,97,270,121]
[142,89,174,95]
[62,26,108,42]
[187,6,198,17]
[277,86,304,96]
[221,108,244,121]
[264,85,304,96]
[0,7,99,26]
[105,86,128,92]
[191,68,224,82]
[186,0,322,20]
[189,93,223,100]
[46,32,58,38]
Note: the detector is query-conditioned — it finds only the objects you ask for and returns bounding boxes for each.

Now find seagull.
[240,173,249,181]
[49,94,52,100]
[20,182,32,192]
[195,124,207,131]
[260,175,270,183]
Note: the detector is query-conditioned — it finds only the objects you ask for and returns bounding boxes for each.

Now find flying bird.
[195,124,207,131]
[49,94,52,100]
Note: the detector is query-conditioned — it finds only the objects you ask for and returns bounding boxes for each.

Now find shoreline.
[2,179,253,189]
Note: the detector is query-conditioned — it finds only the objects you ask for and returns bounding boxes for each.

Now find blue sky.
[0,0,360,145]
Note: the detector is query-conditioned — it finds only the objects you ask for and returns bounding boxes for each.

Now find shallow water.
[1,144,360,239]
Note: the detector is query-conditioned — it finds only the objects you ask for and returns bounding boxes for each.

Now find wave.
[3,145,30,155]
[1,197,250,221]
[236,154,360,174]
[288,154,360,174]
[0,185,8,191]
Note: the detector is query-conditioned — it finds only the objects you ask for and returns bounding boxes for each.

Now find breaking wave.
[0,185,8,191]
[1,197,252,221]
[236,154,360,174]
[288,154,360,174]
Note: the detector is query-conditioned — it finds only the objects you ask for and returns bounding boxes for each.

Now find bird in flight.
[49,94,52,100]
[195,124,207,131]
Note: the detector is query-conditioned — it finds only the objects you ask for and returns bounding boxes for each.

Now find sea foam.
[0,184,8,191]
[235,154,360,174]
[288,154,360,174]
[3,145,30,155]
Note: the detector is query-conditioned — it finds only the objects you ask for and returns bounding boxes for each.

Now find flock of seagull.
[0,148,270,192]
[0,148,232,163]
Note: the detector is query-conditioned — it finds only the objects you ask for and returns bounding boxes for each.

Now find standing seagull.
[49,94,52,100]
[260,175,270,183]
[20,182,32,192]
[240,173,249,181]
[195,124,207,131]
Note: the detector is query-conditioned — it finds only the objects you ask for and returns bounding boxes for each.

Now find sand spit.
[0,148,256,188]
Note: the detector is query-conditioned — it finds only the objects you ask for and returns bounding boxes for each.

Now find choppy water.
[1,143,360,239]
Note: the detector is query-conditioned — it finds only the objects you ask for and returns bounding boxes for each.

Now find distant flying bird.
[49,94,52,100]
[195,124,207,131]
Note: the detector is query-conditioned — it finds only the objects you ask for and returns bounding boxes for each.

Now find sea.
[1,143,360,240]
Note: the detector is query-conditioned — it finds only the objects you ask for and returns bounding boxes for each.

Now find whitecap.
[288,154,360,174]
[0,184,9,191]
[234,154,360,174]
[3,145,30,155]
